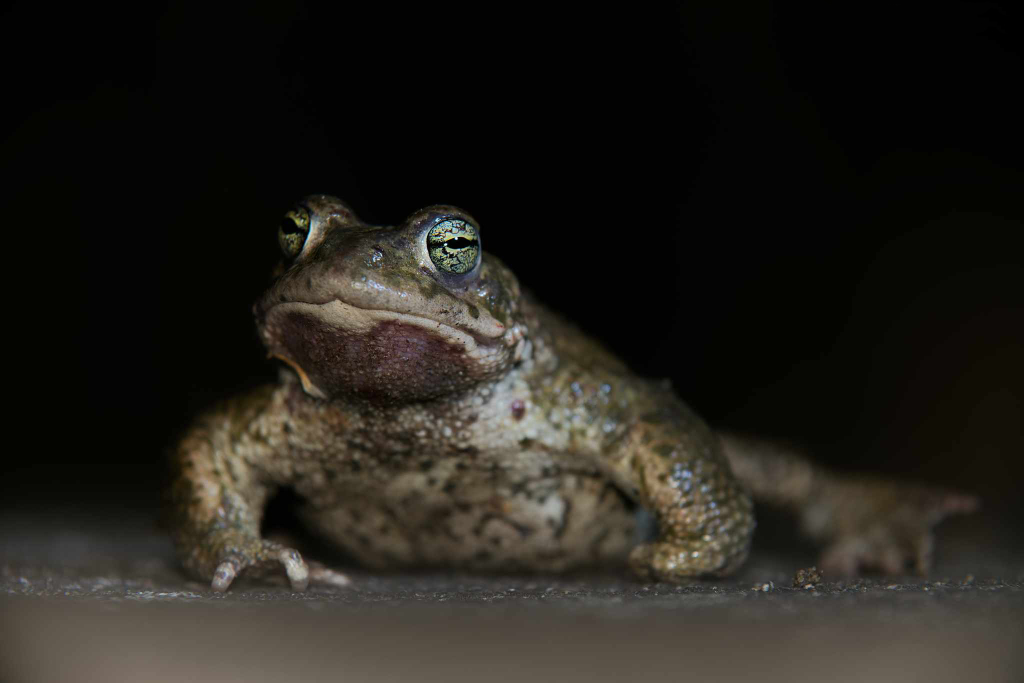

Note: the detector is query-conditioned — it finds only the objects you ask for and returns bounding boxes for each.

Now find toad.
[169,195,976,591]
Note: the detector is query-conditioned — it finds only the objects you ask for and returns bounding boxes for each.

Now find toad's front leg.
[604,405,756,582]
[168,395,348,592]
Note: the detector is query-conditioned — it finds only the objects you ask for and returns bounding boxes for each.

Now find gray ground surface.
[2,508,1022,682]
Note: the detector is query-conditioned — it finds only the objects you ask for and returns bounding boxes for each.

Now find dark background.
[4,2,1022,528]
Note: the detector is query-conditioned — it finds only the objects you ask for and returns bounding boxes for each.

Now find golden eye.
[427,218,480,275]
[278,207,311,258]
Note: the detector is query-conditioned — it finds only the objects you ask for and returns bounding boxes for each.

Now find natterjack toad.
[169,195,977,591]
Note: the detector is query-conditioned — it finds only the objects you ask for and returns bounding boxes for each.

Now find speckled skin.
[169,196,977,591]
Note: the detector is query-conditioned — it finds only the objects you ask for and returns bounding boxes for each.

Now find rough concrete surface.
[1,507,1021,683]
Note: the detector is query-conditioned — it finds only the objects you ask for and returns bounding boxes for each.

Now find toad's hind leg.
[602,402,756,583]
[719,433,978,576]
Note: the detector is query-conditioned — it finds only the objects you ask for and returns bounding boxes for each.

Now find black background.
[4,2,1022,527]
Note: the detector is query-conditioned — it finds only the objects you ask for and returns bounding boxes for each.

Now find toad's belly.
[298,472,639,571]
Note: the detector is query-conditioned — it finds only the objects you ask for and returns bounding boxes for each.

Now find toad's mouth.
[260,297,507,347]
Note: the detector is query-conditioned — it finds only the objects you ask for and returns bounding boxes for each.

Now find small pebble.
[792,566,823,589]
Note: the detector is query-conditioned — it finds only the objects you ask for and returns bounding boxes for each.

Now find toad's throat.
[260,299,510,402]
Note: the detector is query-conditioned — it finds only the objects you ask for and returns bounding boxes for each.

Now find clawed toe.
[278,548,310,591]
[211,558,239,592]
[308,562,351,588]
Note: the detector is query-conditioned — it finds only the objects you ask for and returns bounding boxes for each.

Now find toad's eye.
[427,218,480,275]
[278,207,311,258]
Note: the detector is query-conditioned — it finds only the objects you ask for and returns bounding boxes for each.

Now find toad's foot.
[210,538,310,592]
[805,481,979,577]
[629,539,750,583]
[205,535,350,592]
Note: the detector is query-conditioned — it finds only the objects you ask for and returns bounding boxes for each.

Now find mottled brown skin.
[168,195,976,591]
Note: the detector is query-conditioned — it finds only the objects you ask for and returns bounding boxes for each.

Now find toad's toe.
[308,562,351,588]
